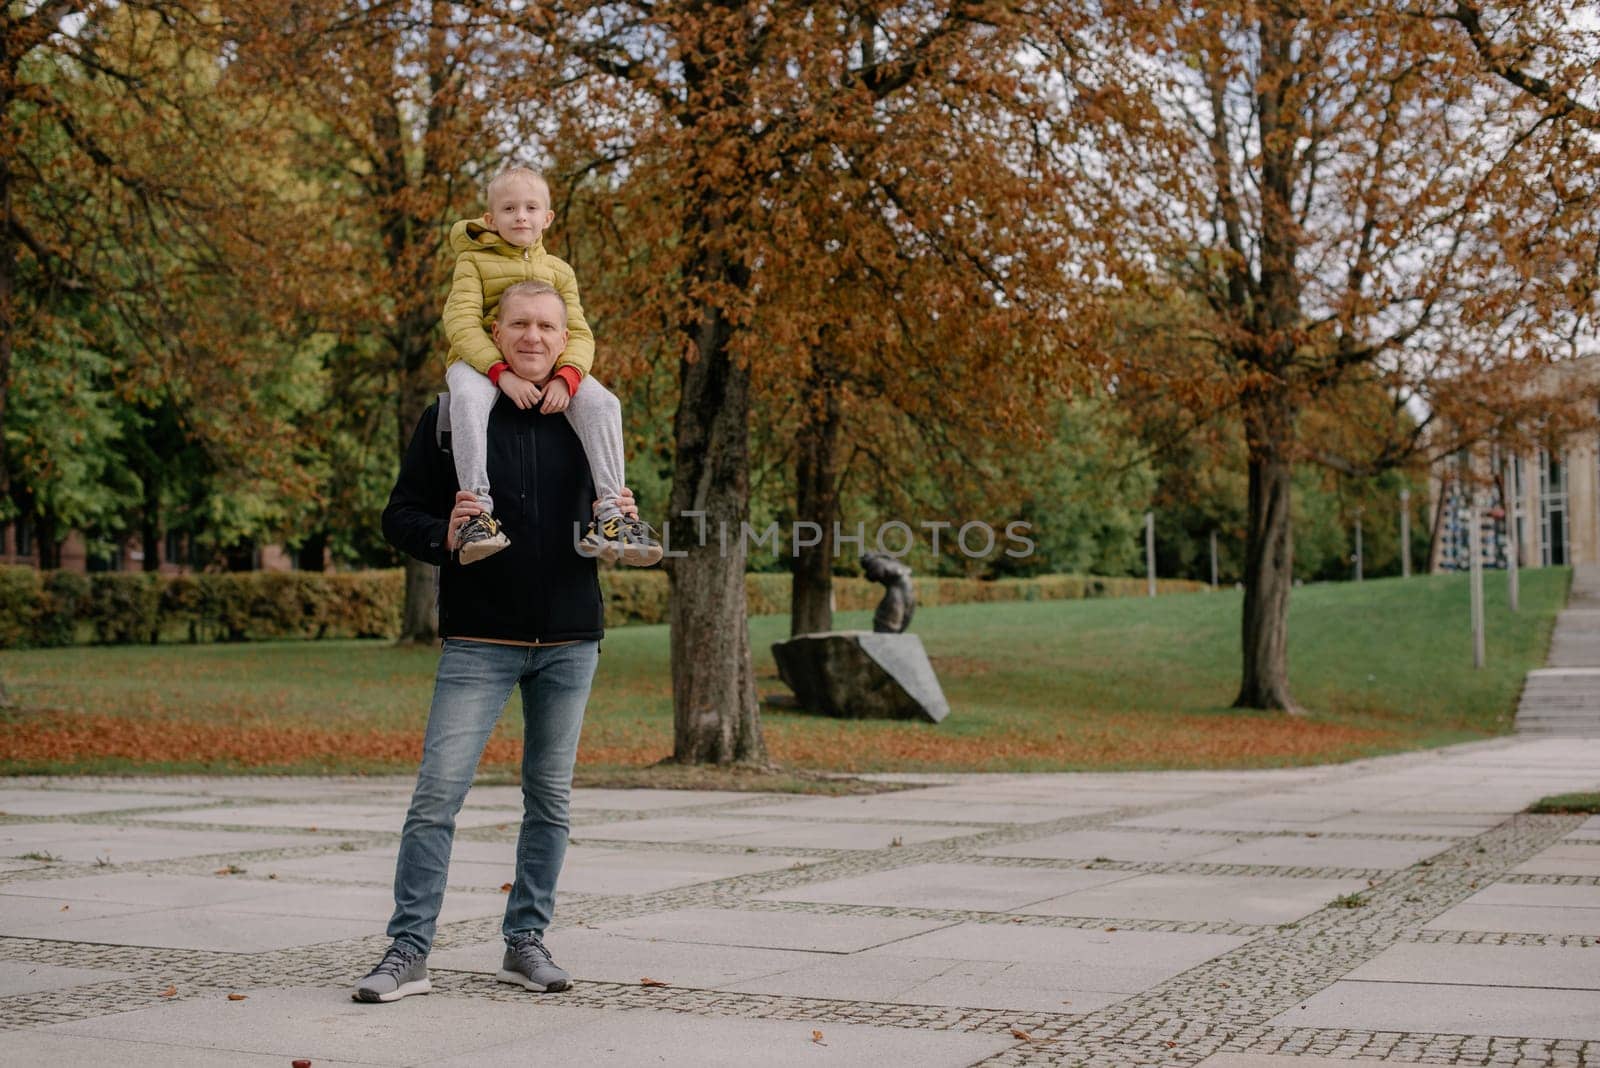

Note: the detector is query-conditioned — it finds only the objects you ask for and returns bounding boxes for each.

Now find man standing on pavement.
[354,280,630,1003]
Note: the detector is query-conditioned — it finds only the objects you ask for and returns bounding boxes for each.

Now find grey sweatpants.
[445,361,626,521]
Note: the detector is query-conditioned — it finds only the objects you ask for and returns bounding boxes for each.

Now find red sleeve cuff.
[487,361,509,386]
[554,365,583,396]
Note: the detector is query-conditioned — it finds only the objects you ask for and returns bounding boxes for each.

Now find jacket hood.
[450,218,546,257]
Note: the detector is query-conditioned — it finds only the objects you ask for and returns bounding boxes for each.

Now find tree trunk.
[1234,384,1301,713]
[297,531,328,572]
[141,470,161,572]
[667,303,767,766]
[35,514,59,570]
[392,299,443,638]
[396,354,439,643]
[791,378,844,636]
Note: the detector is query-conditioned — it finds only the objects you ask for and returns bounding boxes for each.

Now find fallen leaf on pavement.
[59,905,68,912]
[293,1060,312,1068]
[811,1030,827,1045]
[640,977,668,987]
[158,985,177,997]
[500,883,513,893]
[1010,1028,1034,1042]
[227,993,247,1001]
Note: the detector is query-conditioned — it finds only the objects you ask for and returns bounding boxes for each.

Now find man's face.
[493,292,569,383]
[483,176,554,248]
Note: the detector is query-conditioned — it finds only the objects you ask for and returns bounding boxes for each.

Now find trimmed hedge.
[0,565,1204,648]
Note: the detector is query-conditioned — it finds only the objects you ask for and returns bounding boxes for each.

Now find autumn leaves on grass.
[4,708,1397,774]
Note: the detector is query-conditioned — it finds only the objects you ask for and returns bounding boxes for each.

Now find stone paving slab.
[0,1031,375,1068]
[1268,981,1600,1040]
[861,921,1252,978]
[1189,835,1451,870]
[0,823,336,864]
[8,904,381,951]
[432,1006,1016,1067]
[571,816,795,844]
[1343,942,1600,988]
[1302,813,1528,838]
[974,830,1243,863]
[0,872,282,908]
[136,802,523,833]
[0,789,207,816]
[1459,882,1600,908]
[1512,843,1600,875]
[715,953,1133,1014]
[733,796,1113,824]
[592,907,956,954]
[564,788,784,812]
[1024,872,1370,925]
[1422,902,1600,935]
[755,862,1134,912]
[0,894,160,933]
[40,986,606,1064]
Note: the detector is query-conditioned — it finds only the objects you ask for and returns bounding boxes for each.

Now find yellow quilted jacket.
[440,219,595,379]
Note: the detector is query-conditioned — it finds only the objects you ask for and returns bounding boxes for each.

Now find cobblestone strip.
[975,812,1587,1067]
[1407,929,1599,947]
[1230,1027,1600,1067]
[1499,873,1600,886]
[0,976,236,1032]
[426,971,1083,1041]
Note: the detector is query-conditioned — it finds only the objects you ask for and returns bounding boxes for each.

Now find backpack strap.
[435,392,452,452]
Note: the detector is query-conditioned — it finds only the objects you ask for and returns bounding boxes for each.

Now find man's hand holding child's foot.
[578,489,662,566]
[449,490,511,565]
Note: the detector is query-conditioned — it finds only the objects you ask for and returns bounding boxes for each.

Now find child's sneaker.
[578,517,663,566]
[615,519,663,567]
[578,517,624,563]
[457,513,509,564]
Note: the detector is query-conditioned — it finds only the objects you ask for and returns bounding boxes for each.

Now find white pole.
[1209,529,1219,589]
[1145,511,1156,598]
[1399,488,1411,578]
[1469,491,1485,669]
[1502,455,1519,613]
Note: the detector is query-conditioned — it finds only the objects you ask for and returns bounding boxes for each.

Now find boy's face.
[483,176,554,248]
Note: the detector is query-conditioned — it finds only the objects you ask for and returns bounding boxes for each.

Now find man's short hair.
[500,281,567,328]
[484,166,549,206]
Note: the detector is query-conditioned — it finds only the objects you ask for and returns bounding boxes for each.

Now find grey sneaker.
[615,519,664,567]
[496,933,570,992]
[577,516,624,563]
[457,512,510,564]
[578,515,663,567]
[352,943,430,1003]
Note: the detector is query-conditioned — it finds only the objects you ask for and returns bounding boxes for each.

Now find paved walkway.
[1,737,1597,1067]
[1518,565,1600,735]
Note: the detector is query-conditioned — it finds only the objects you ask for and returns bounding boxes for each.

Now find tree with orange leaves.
[504,3,1096,763]
[207,0,530,639]
[1054,2,1600,712]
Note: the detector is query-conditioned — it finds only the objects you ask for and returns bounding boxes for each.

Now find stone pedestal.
[770,631,950,724]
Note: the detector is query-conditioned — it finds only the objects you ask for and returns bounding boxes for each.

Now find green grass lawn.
[0,567,1567,776]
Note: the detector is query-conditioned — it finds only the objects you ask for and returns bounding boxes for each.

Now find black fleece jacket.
[381,395,604,644]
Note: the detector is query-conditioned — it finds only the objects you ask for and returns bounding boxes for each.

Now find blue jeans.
[388,638,598,955]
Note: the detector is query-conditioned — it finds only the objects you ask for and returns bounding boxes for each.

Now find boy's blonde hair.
[485,166,550,206]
